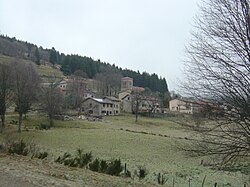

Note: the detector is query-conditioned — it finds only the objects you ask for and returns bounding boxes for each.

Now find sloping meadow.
[3,114,248,187]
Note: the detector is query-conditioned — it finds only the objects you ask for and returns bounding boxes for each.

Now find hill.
[0,35,169,94]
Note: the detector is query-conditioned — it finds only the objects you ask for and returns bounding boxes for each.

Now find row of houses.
[81,77,167,116]
[40,76,164,117]
[169,97,227,116]
[43,76,209,117]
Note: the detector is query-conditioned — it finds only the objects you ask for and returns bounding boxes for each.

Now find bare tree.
[40,81,64,127]
[66,76,86,110]
[95,72,122,96]
[183,0,250,163]
[0,63,13,132]
[12,61,39,132]
[131,90,145,122]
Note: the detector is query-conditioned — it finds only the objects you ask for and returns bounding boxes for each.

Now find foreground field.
[1,114,249,187]
[0,153,155,187]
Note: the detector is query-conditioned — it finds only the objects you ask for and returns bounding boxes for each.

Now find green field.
[1,114,248,187]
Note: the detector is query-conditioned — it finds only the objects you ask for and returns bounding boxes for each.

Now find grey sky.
[0,0,200,90]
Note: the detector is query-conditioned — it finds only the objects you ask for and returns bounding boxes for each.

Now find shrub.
[100,159,108,173]
[32,151,48,159]
[82,152,92,167]
[8,139,29,156]
[75,149,92,168]
[55,152,71,164]
[37,123,50,130]
[38,151,48,159]
[137,166,148,179]
[0,144,4,152]
[89,158,100,172]
[107,159,123,176]
[56,150,92,168]
[64,158,77,167]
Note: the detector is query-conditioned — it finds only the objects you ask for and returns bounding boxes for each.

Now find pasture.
[1,114,248,187]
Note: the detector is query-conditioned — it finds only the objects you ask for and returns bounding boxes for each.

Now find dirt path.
[0,154,157,187]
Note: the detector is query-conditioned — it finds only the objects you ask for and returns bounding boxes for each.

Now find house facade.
[119,93,133,113]
[169,98,195,114]
[81,97,120,116]
[119,91,162,114]
[103,96,121,115]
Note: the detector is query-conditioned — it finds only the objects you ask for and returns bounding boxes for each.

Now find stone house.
[169,98,197,114]
[119,93,133,113]
[103,96,121,115]
[81,97,120,116]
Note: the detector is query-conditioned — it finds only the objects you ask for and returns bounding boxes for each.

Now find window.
[90,103,92,107]
[103,104,105,107]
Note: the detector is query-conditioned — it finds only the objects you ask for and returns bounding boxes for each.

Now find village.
[41,75,167,118]
[42,74,223,120]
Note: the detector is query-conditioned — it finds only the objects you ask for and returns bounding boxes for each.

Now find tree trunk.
[1,114,5,133]
[135,104,139,122]
[49,114,54,127]
[18,113,22,133]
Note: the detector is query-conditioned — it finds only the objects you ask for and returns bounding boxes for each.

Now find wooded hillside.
[0,35,168,94]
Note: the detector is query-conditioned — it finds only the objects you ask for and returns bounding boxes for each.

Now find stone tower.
[121,77,133,91]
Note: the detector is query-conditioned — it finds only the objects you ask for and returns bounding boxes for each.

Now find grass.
[37,64,63,80]
[0,55,14,63]
[0,113,249,187]
[0,54,63,81]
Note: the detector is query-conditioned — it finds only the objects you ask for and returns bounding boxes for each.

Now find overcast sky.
[0,0,200,90]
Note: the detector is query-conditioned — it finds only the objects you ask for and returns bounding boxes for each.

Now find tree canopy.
[184,0,250,163]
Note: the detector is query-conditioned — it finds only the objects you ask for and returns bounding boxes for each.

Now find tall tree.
[183,0,250,163]
[13,61,39,132]
[34,47,41,65]
[49,47,57,65]
[0,63,12,132]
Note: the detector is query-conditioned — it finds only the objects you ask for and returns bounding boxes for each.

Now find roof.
[83,97,113,104]
[132,86,145,92]
[121,94,130,100]
[121,76,133,80]
[103,96,120,102]
[170,98,215,106]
